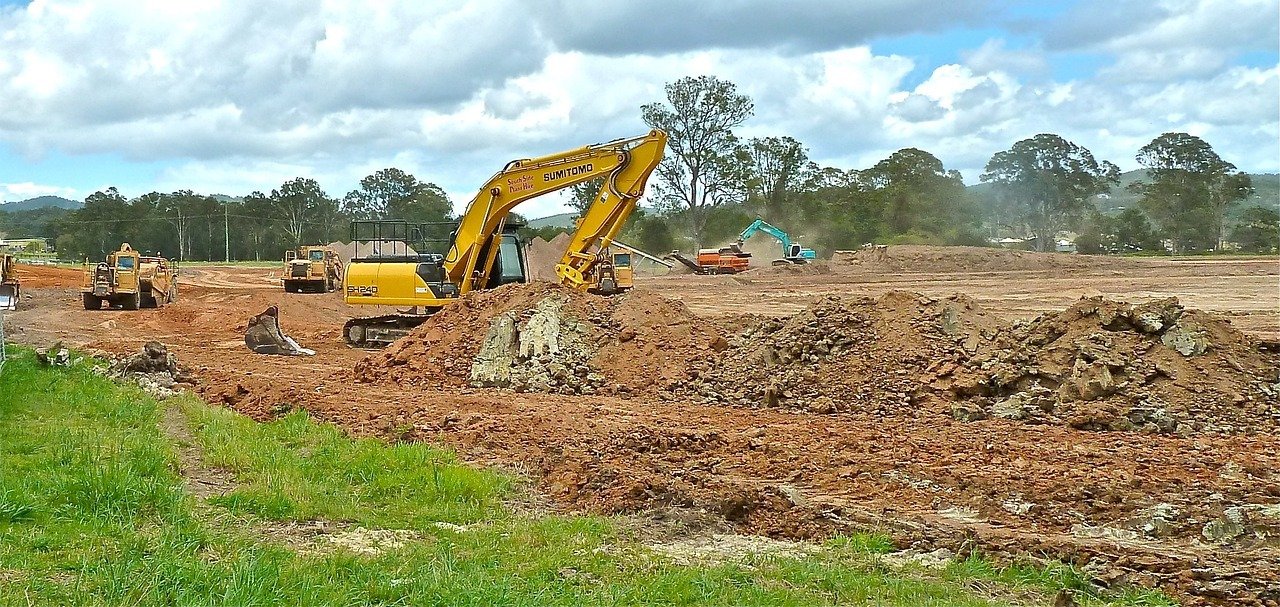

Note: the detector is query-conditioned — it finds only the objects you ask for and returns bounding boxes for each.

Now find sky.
[0,0,1277,218]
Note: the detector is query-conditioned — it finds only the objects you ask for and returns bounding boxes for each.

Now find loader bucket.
[244,305,314,356]
[0,284,17,311]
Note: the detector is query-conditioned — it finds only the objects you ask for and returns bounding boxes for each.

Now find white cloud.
[1,181,77,201]
[0,0,1276,219]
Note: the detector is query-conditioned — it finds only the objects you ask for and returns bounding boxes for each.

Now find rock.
[1161,323,1209,356]
[950,402,987,422]
[1130,298,1182,333]
[991,396,1027,420]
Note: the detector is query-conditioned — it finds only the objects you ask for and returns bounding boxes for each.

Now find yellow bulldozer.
[0,254,19,311]
[283,246,343,293]
[82,243,179,310]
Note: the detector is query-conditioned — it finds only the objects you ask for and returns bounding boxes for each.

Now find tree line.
[2,76,1276,262]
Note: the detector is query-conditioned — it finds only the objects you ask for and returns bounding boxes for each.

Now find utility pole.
[224,201,230,262]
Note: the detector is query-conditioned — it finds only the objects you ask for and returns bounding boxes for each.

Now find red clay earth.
[5,248,1279,606]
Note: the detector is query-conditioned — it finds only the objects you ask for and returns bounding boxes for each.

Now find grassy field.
[0,349,1173,606]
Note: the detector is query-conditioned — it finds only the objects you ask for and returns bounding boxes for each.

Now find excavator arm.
[445,130,667,293]
[738,218,794,253]
[553,131,667,290]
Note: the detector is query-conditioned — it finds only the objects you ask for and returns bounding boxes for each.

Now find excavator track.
[343,311,440,348]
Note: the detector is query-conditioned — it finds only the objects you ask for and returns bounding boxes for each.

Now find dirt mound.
[353,282,726,396]
[526,232,573,281]
[831,245,1144,273]
[326,241,356,265]
[680,291,1001,414]
[943,297,1280,434]
[680,292,1279,435]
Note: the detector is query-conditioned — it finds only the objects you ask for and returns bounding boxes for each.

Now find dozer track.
[343,310,440,348]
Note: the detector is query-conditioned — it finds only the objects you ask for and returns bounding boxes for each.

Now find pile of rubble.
[108,341,194,398]
[941,297,1280,434]
[678,291,999,414]
[359,283,1278,435]
[354,283,725,396]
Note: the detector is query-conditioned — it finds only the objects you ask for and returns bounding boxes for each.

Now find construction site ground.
[6,250,1279,606]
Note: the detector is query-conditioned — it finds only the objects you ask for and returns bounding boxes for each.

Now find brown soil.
[5,251,1280,606]
[831,245,1145,273]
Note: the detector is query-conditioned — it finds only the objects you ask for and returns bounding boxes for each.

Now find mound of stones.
[941,297,1280,434]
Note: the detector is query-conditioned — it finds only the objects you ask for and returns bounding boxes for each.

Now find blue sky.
[0,0,1276,217]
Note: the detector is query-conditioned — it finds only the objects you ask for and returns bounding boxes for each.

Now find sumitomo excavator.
[339,130,668,347]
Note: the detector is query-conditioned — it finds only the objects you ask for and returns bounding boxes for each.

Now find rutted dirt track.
[6,250,1280,606]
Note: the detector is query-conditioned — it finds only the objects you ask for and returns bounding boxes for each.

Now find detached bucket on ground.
[245,306,315,356]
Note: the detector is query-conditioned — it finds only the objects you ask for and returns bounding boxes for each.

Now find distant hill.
[0,195,81,212]
[528,212,577,229]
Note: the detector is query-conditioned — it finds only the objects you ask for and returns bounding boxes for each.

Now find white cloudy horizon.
[0,0,1276,216]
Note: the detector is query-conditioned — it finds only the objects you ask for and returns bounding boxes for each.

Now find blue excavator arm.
[736,218,816,261]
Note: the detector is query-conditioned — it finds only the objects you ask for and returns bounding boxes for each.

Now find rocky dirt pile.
[353,282,726,396]
[679,291,1001,414]
[107,340,195,398]
[357,282,1277,435]
[680,292,1279,435]
[942,297,1280,434]
[831,244,1143,273]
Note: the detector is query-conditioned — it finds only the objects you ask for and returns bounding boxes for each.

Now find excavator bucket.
[0,284,17,311]
[244,306,314,356]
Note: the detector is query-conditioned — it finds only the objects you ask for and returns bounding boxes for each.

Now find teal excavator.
[735,218,817,266]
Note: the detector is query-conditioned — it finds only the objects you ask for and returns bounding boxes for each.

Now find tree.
[271,178,332,247]
[1132,133,1253,252]
[1232,206,1279,253]
[566,177,605,215]
[981,134,1119,252]
[342,168,452,223]
[1111,207,1163,252]
[745,136,809,221]
[861,148,972,241]
[641,75,754,245]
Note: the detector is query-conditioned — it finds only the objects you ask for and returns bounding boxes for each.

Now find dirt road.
[5,251,1279,606]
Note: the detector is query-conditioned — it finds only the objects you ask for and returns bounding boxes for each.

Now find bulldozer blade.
[0,285,17,311]
[244,305,314,356]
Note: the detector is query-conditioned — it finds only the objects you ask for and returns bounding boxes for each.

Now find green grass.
[0,348,1173,606]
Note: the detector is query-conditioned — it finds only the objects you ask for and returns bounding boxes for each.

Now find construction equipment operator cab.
[345,219,529,306]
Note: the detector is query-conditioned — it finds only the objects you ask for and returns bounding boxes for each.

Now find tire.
[83,293,99,310]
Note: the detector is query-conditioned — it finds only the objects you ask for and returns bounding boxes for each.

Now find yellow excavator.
[340,129,667,347]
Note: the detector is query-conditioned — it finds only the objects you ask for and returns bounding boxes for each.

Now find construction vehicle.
[339,129,667,347]
[82,243,178,310]
[665,247,752,274]
[735,218,817,265]
[283,245,343,293]
[0,254,18,311]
